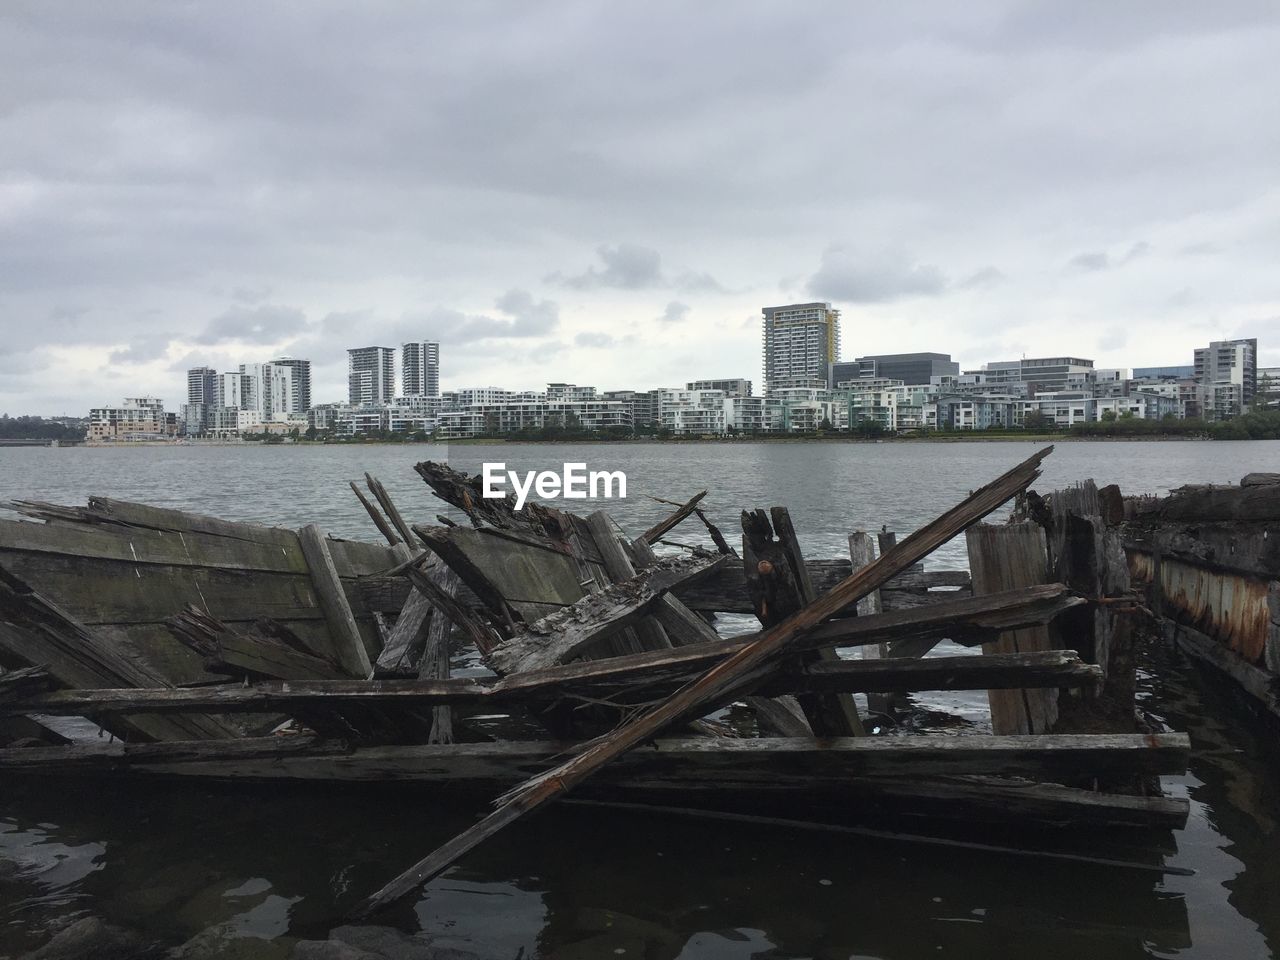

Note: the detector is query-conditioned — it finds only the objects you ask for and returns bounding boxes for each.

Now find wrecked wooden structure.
[0,448,1193,918]
[1124,472,1280,722]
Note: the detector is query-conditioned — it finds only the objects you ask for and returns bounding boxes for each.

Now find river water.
[2,439,1280,959]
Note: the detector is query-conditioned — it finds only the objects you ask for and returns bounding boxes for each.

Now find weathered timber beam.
[484,553,727,675]
[298,524,373,677]
[638,490,708,545]
[1131,483,1280,522]
[7,650,1102,717]
[0,733,1191,785]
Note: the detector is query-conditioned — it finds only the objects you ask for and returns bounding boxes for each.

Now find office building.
[762,302,840,393]
[401,341,440,398]
[348,346,396,406]
[831,353,959,387]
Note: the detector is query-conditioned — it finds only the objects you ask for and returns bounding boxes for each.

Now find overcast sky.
[2,2,1277,415]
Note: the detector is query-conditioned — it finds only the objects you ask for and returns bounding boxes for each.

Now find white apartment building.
[88,397,178,441]
[762,302,840,394]
[402,341,440,398]
[348,346,396,406]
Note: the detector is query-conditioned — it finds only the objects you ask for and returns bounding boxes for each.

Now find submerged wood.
[485,553,727,675]
[347,446,1054,917]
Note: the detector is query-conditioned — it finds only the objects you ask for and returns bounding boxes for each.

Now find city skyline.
[3,5,1279,416]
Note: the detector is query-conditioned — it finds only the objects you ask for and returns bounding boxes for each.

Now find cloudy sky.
[2,2,1277,415]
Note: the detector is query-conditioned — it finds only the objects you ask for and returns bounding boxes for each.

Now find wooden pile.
[0,448,1193,920]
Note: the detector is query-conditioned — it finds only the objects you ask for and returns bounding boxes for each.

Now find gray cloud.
[1068,242,1150,272]
[555,244,723,293]
[657,301,691,324]
[195,305,309,345]
[574,331,615,348]
[807,247,947,303]
[109,336,175,365]
[958,266,1006,290]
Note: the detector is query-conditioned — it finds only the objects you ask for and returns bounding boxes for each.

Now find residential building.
[928,394,1023,431]
[762,302,840,393]
[401,341,440,398]
[1133,365,1195,380]
[88,397,179,442]
[1258,367,1280,410]
[1194,338,1257,419]
[348,346,396,406]
[601,389,661,431]
[723,396,783,433]
[221,371,255,411]
[964,357,1095,396]
[687,379,752,398]
[269,357,313,412]
[186,366,220,406]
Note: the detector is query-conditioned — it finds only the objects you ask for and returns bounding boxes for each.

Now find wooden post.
[965,522,1057,735]
[850,531,892,717]
[298,524,374,678]
[744,508,865,736]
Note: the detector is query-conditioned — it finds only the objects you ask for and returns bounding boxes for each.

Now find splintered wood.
[0,446,1196,924]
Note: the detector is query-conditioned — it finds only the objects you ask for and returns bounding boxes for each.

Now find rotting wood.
[8,650,1102,718]
[851,531,895,717]
[350,481,402,546]
[0,564,236,742]
[167,607,348,682]
[650,586,813,737]
[365,474,416,547]
[648,494,734,555]
[0,732,1190,786]
[404,561,499,658]
[484,554,727,675]
[584,511,671,651]
[745,507,865,736]
[966,522,1058,736]
[345,446,1054,918]
[639,490,708,545]
[417,564,459,745]
[298,524,374,678]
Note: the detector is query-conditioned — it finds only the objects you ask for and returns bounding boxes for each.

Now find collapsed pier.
[0,448,1197,917]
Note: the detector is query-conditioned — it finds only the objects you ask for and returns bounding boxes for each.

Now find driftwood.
[346,446,1054,918]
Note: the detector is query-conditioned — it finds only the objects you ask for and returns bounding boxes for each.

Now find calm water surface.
[2,439,1280,958]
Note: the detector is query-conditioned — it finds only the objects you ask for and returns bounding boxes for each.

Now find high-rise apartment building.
[1194,338,1257,419]
[762,302,841,394]
[348,346,396,406]
[269,357,312,412]
[401,341,440,397]
[186,366,220,406]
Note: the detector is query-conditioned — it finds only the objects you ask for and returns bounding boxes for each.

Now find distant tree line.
[0,415,84,441]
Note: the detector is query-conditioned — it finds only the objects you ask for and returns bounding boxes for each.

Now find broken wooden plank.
[167,607,348,682]
[584,510,671,652]
[350,481,402,546]
[851,531,893,716]
[404,561,499,658]
[485,553,727,675]
[298,524,373,678]
[639,490,708,545]
[365,473,416,547]
[346,446,1055,917]
[966,522,1058,735]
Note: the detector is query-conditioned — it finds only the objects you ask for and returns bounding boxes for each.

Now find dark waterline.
[2,440,1280,958]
